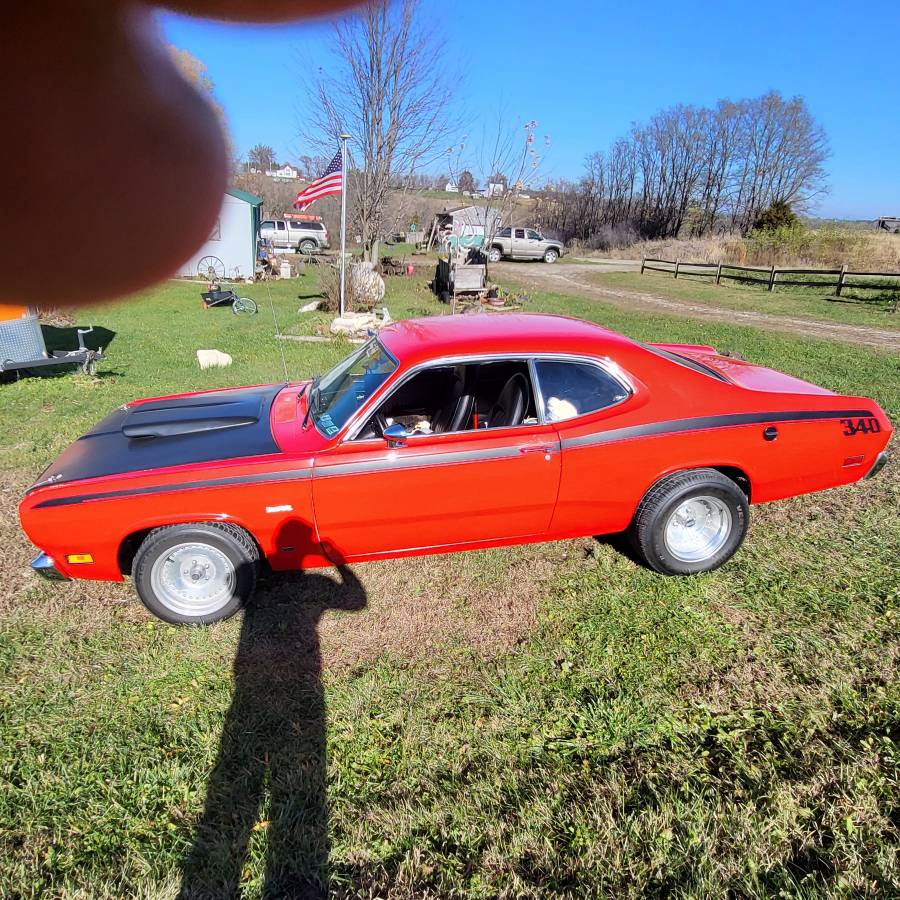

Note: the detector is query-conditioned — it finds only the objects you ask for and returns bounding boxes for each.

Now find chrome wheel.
[663,495,732,563]
[488,247,502,263]
[149,542,236,617]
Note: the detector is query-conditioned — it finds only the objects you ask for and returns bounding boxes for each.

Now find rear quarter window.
[535,360,630,422]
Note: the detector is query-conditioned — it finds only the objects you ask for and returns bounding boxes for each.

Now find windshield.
[312,339,397,436]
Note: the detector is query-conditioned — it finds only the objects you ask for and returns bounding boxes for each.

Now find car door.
[312,366,562,560]
[511,228,528,259]
[274,220,288,248]
[525,229,545,258]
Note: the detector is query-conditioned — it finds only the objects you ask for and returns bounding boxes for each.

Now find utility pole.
[339,133,350,318]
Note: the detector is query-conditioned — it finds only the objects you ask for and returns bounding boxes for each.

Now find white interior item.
[196,349,233,369]
[546,396,578,421]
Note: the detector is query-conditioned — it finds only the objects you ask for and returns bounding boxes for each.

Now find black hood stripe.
[32,408,873,509]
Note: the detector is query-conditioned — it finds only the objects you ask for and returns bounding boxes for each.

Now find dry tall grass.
[583,228,900,271]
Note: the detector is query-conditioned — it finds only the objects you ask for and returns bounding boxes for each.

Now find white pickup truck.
[259,218,330,252]
[487,227,564,263]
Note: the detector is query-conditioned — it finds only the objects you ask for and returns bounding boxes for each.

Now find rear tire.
[628,469,748,575]
[132,522,259,624]
[232,296,258,315]
[299,239,317,253]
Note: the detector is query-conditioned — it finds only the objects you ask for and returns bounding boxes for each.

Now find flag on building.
[293,151,343,210]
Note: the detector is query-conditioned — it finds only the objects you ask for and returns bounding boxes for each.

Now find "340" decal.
[841,417,881,436]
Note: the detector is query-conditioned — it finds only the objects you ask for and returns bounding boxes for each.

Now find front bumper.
[31,552,69,581]
[865,451,888,480]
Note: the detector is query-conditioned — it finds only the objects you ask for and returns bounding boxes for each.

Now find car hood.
[30,384,285,490]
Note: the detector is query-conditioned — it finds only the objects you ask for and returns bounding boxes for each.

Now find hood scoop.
[122,396,262,440]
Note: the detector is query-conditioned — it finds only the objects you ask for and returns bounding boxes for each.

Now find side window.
[514,228,526,239]
[526,229,541,240]
[260,220,275,230]
[276,221,286,231]
[354,359,540,439]
[498,227,511,238]
[535,360,629,422]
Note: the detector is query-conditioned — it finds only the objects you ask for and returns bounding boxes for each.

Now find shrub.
[752,200,799,232]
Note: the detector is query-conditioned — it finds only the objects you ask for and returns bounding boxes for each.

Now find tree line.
[535,92,829,245]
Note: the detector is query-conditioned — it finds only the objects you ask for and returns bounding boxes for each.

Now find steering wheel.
[359,410,390,440]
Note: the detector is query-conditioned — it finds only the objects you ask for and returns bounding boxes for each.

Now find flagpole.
[339,134,350,318]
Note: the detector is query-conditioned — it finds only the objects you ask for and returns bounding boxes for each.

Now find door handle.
[520,446,556,458]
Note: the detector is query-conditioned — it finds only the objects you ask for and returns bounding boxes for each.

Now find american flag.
[293,151,343,210]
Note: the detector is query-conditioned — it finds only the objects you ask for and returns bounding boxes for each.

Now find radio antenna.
[264,276,290,382]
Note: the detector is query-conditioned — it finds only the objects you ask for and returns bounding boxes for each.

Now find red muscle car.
[20,314,891,624]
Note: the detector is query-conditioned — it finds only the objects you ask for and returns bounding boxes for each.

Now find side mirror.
[383,422,411,448]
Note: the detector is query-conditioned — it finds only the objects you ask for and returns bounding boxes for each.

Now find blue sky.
[162,0,900,219]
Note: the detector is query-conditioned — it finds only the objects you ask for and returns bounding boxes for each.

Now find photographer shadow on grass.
[178,530,367,900]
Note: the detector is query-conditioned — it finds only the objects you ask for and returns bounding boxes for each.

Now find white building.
[177,188,263,281]
[267,165,300,179]
[444,181,460,193]
[483,182,505,198]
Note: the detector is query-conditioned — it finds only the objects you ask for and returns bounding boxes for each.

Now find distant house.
[444,181,460,193]
[267,165,300,179]
[177,188,263,280]
[483,182,505,198]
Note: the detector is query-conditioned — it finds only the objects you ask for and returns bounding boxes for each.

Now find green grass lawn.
[1,273,897,898]
[587,270,900,331]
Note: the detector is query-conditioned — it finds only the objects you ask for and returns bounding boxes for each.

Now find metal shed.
[178,188,264,280]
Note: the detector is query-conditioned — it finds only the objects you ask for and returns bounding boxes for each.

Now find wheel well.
[711,466,751,501]
[117,521,266,576]
[118,529,152,576]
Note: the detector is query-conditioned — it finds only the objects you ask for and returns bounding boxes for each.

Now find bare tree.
[302,0,456,261]
[457,169,476,194]
[537,91,829,244]
[446,116,550,273]
[247,144,276,172]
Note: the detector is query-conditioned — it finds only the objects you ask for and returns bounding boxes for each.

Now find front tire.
[487,246,502,263]
[629,469,748,575]
[132,522,259,624]
[543,248,559,263]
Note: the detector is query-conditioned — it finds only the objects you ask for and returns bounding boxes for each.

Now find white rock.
[300,299,325,313]
[197,349,233,369]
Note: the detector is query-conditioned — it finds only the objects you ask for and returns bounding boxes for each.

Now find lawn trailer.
[0,306,101,377]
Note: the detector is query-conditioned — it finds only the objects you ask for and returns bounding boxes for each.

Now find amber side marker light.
[66,554,94,564]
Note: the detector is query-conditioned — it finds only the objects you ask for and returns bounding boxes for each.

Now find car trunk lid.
[649,343,835,395]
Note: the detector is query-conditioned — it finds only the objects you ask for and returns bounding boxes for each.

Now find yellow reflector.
[66,554,94,564]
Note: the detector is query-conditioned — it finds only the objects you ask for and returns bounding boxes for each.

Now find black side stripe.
[33,408,873,509]
[34,467,313,509]
[560,409,874,450]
